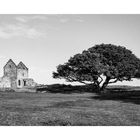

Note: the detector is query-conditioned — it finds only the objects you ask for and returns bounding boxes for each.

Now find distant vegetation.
[53,44,140,92]
[36,84,98,93]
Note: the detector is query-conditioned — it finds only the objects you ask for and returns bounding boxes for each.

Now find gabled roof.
[17,61,28,70]
[4,59,17,69]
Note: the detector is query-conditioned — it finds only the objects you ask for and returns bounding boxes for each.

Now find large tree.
[53,44,140,91]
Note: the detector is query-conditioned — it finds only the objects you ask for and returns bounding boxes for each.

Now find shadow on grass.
[36,84,98,94]
[91,89,140,105]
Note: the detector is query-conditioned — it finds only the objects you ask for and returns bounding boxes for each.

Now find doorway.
[23,80,26,86]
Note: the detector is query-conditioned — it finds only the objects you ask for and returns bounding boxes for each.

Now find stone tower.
[17,61,28,88]
[3,59,17,88]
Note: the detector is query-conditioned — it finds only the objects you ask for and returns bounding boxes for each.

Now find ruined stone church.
[0,59,37,89]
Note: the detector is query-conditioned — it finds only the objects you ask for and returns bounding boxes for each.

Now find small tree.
[53,44,140,91]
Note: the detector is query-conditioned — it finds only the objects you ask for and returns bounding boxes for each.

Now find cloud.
[59,16,85,23]
[0,23,46,39]
[0,15,85,39]
[26,28,45,39]
[31,15,48,20]
[15,17,28,23]
[59,18,69,23]
[0,15,48,39]
[15,15,48,23]
[76,19,85,22]
[16,15,84,25]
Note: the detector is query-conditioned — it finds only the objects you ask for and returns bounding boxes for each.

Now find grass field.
[1,90,140,126]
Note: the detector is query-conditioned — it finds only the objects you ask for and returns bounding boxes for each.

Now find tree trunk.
[94,81,100,92]
[100,77,110,92]
[89,81,100,93]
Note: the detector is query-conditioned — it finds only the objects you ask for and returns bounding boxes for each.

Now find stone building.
[0,59,37,89]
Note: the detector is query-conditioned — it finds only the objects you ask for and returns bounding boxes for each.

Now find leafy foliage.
[53,44,140,91]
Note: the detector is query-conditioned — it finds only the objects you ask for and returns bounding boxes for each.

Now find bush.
[0,88,15,92]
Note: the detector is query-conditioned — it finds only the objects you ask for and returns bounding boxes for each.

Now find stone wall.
[0,76,11,88]
[25,78,37,87]
[16,78,37,88]
[17,69,28,79]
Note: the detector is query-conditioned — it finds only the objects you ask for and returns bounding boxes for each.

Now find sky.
[0,14,140,86]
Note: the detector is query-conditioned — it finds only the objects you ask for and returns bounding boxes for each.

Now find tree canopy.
[53,44,140,91]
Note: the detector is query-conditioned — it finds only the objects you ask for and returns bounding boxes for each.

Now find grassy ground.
[1,90,140,126]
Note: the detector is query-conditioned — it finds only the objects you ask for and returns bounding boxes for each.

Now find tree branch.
[67,76,90,85]
[78,81,90,85]
[108,79,118,84]
[98,75,103,84]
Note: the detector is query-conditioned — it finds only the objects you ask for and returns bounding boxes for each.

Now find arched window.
[18,80,21,86]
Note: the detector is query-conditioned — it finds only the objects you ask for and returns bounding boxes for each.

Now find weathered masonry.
[0,59,37,89]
